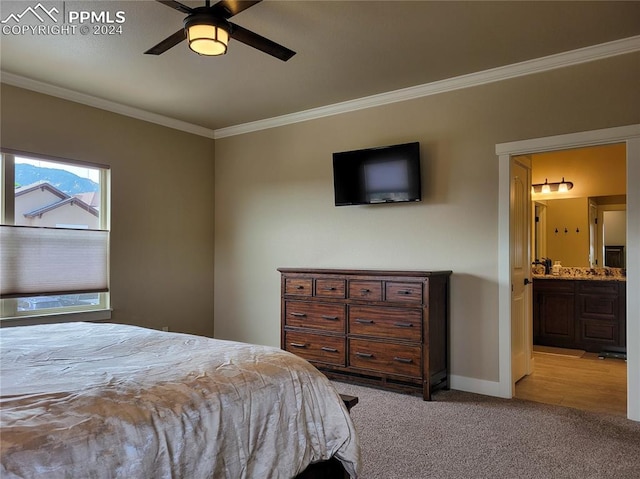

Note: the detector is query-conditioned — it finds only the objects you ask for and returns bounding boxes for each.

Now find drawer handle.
[321,346,338,353]
[296,285,305,290]
[355,352,374,358]
[394,322,414,328]
[321,315,339,321]
[290,342,307,348]
[354,319,374,324]
[290,312,307,318]
[397,290,413,295]
[323,287,337,291]
[360,288,371,293]
[393,357,413,364]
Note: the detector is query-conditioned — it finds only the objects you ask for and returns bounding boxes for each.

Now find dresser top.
[277,268,452,277]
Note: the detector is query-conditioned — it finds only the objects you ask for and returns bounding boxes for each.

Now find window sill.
[0,309,112,327]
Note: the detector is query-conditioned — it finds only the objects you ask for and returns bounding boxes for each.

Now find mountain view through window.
[11,157,105,313]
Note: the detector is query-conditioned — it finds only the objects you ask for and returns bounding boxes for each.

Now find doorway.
[516,144,627,415]
[496,124,640,421]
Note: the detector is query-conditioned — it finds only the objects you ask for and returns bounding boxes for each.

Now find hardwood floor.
[515,347,627,417]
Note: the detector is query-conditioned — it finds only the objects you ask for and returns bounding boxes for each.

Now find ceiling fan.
[145,0,296,61]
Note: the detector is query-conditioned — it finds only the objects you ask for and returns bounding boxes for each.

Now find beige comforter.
[0,322,360,478]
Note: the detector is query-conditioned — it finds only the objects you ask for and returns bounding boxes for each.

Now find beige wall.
[545,197,590,267]
[532,143,626,199]
[1,84,216,337]
[214,52,640,384]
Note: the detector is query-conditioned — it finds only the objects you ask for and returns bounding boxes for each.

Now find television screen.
[333,142,421,206]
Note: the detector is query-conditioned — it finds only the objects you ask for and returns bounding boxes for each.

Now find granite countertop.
[533,274,626,281]
[531,265,626,281]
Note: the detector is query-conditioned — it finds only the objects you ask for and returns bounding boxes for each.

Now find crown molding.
[0,72,217,139]
[2,35,639,140]
[214,35,640,139]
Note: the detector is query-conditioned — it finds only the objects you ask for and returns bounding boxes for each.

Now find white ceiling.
[2,1,640,134]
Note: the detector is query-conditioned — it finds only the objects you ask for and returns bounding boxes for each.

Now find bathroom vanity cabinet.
[533,278,626,353]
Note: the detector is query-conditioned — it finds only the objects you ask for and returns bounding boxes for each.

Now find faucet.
[532,258,552,275]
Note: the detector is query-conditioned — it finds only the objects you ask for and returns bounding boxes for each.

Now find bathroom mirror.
[533,195,626,268]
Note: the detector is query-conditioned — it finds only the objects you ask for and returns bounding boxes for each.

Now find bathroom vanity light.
[532,178,574,194]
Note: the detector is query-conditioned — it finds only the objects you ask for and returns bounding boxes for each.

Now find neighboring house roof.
[23,197,99,218]
[16,181,99,218]
[15,181,68,200]
[74,191,100,207]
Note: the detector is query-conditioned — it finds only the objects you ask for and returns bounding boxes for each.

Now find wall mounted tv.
[332,142,421,206]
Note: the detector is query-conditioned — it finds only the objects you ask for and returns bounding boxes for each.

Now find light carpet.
[331,381,640,479]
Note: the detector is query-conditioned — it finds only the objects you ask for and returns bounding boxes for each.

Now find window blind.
[0,225,109,298]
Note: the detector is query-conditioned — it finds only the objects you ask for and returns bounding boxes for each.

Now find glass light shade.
[541,183,551,194]
[558,177,573,192]
[187,24,229,56]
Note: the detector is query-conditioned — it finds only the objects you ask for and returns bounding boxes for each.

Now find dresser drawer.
[349,280,383,301]
[349,306,421,341]
[285,331,345,366]
[349,339,421,378]
[315,279,346,298]
[285,278,313,296]
[386,282,423,303]
[284,301,345,332]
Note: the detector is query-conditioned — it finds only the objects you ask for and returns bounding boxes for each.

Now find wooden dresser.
[278,268,451,400]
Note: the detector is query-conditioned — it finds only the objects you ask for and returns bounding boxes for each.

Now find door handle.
[524,278,531,286]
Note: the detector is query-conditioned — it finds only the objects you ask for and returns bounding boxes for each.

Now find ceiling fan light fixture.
[185,13,229,56]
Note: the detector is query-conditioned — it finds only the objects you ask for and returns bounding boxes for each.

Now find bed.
[0,322,360,478]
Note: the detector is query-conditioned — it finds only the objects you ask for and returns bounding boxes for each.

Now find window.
[1,150,110,321]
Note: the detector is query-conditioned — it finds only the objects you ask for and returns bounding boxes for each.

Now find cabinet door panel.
[577,281,619,295]
[534,291,575,346]
[579,320,618,343]
[578,294,618,321]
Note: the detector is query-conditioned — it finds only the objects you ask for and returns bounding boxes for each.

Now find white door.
[511,156,532,384]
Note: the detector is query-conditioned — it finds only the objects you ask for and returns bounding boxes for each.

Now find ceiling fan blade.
[144,28,186,55]
[155,0,193,14]
[211,0,262,19]
[229,23,296,62]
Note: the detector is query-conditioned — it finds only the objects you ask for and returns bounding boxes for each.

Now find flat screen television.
[332,142,421,206]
